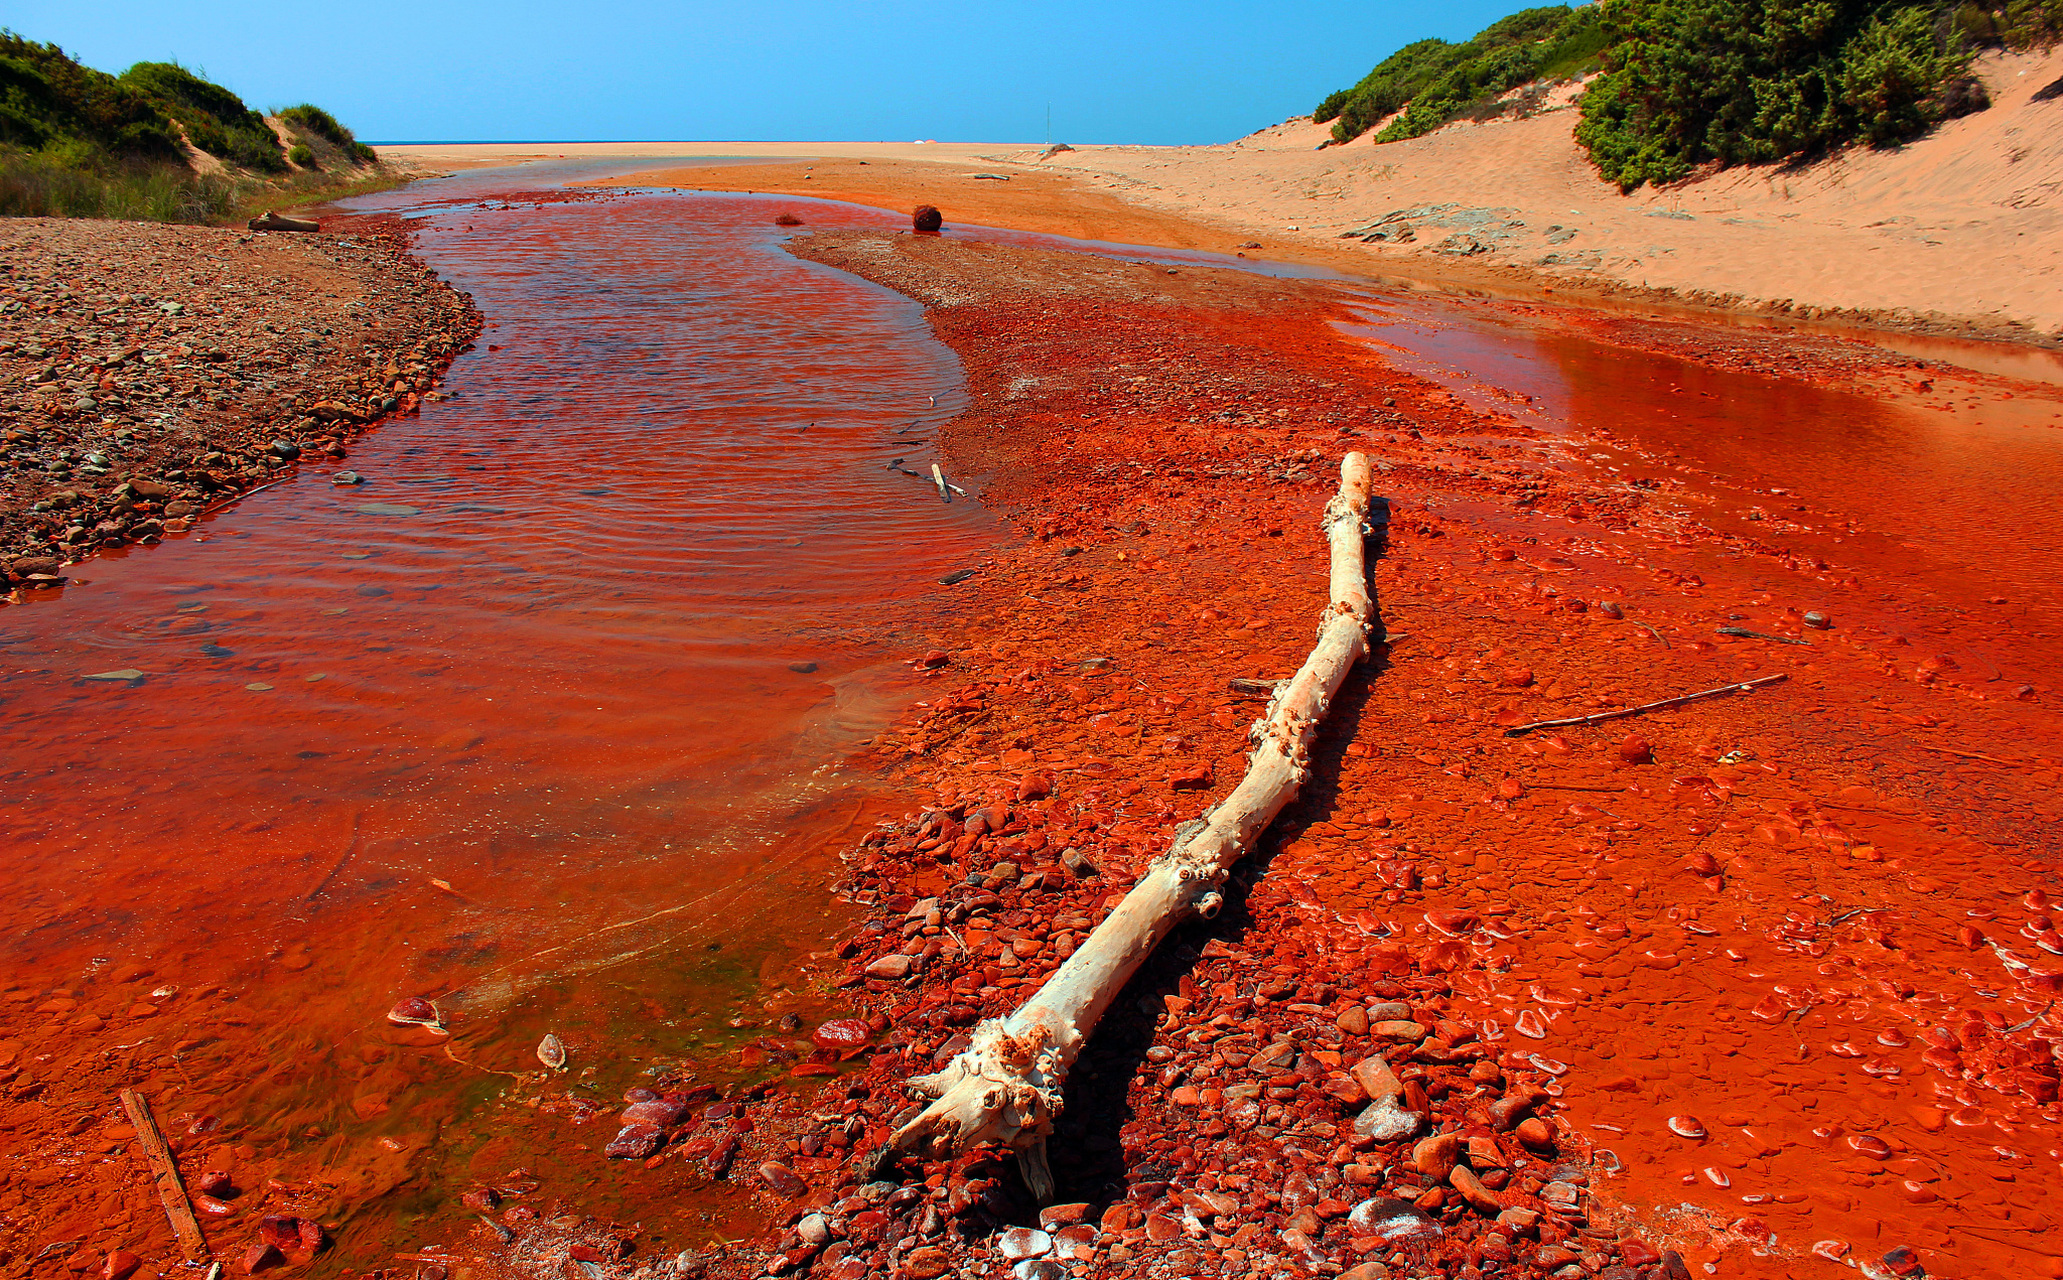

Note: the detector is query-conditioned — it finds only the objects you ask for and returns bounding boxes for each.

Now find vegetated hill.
[0,31,387,221]
[1314,0,2062,188]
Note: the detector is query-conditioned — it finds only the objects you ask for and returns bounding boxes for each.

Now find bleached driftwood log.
[882,452,1379,1199]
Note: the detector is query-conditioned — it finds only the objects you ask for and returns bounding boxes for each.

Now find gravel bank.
[0,216,480,590]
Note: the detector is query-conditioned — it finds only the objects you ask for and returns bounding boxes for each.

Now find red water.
[10,167,2063,1277]
[0,177,998,1264]
[1337,295,2063,681]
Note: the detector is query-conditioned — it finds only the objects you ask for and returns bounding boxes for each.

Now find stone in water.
[538,1032,567,1070]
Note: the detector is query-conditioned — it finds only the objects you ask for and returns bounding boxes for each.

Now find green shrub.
[1575,0,1980,190]
[279,103,375,164]
[1320,7,1598,143]
[0,31,391,224]
[119,60,283,171]
[278,103,349,146]
[0,31,176,156]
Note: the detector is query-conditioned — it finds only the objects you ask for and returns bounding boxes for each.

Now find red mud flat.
[412,228,2063,1280]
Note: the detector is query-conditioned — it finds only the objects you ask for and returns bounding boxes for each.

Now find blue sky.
[10,0,1535,145]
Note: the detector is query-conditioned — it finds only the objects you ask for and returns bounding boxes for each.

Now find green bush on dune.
[1317,0,2063,188]
[0,30,384,222]
[120,59,285,172]
[1315,7,1604,144]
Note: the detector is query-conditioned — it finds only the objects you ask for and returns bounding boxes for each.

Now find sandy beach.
[384,44,2063,344]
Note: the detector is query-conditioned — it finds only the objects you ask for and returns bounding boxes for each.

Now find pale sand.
[382,45,2062,339]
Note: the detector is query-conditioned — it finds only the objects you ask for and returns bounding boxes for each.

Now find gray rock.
[1347,1196,1441,1240]
[997,1228,1052,1260]
[1352,1096,1425,1143]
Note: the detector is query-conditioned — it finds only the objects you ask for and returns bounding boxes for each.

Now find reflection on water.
[1336,295,2063,672]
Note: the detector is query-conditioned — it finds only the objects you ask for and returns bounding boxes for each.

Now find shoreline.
[378,37,2063,357]
[473,225,2061,1280]
[0,215,480,596]
[587,155,2063,359]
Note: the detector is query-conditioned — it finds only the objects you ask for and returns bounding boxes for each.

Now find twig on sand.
[1718,626,1811,646]
[303,808,362,902]
[1630,620,1669,647]
[1502,673,1789,738]
[1917,743,2040,769]
[119,1089,210,1263]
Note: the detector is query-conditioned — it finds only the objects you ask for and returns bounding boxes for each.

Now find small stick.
[1630,620,1669,647]
[1502,674,1789,738]
[1718,626,1811,646]
[198,474,292,519]
[303,807,362,903]
[119,1089,210,1263]
[1228,677,1284,698]
[930,463,949,501]
[1916,744,2040,769]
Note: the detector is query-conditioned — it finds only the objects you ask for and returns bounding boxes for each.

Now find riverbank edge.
[585,156,2063,356]
[0,214,484,595]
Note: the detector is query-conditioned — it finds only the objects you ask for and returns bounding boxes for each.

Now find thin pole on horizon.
[1046,103,1051,146]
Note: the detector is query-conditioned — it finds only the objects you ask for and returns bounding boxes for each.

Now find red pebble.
[385,996,439,1027]
[1617,735,1652,764]
[101,1252,142,1280]
[194,1170,233,1196]
[811,1018,871,1051]
[919,650,949,669]
[257,1216,301,1250]
[241,1244,283,1276]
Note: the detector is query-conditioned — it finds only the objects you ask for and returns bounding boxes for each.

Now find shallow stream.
[3,161,2059,1271]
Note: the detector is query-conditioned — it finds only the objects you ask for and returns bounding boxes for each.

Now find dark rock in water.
[200,644,234,657]
[812,1018,871,1051]
[386,996,440,1027]
[774,214,804,227]
[913,205,943,233]
[938,569,976,585]
[605,1123,663,1159]
[788,661,819,673]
